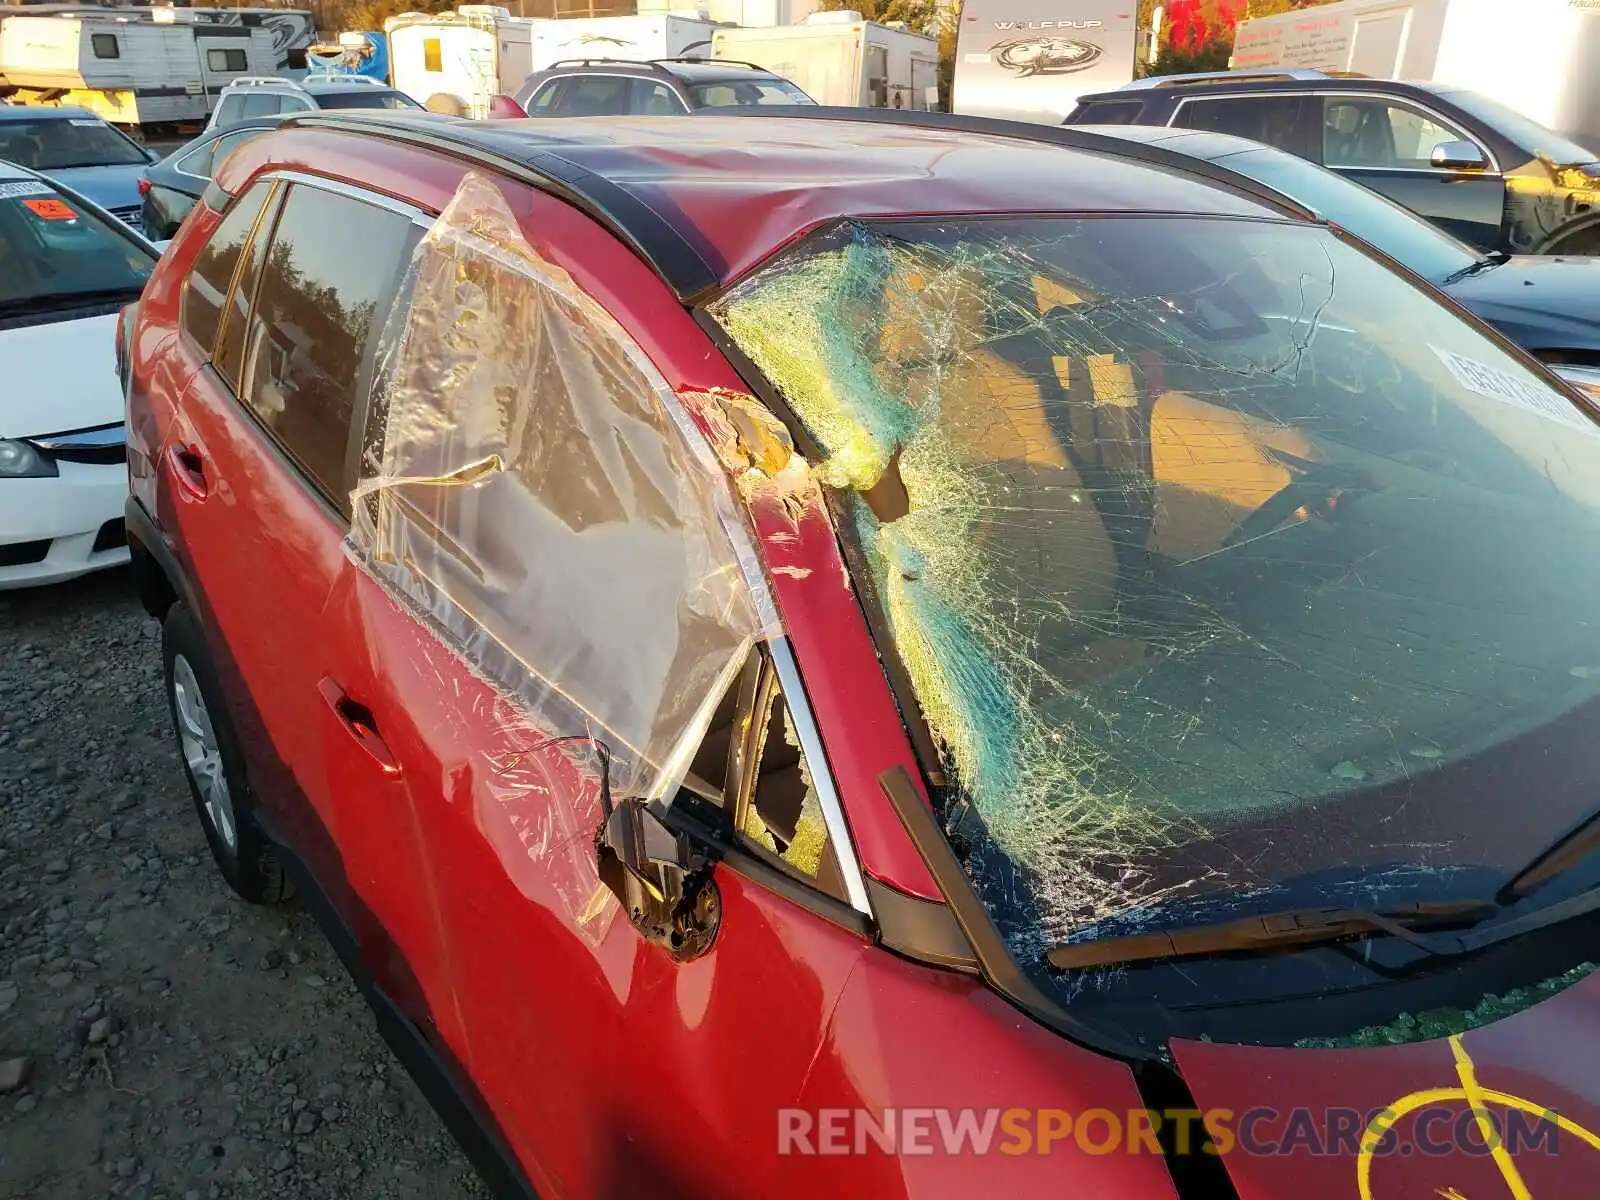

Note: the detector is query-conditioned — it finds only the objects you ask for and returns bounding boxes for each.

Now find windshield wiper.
[1045,899,1495,971]
[1442,251,1509,285]
[0,286,144,316]
[1499,802,1600,903]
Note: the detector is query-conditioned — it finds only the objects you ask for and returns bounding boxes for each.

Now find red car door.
[333,179,879,1197]
[163,174,452,1030]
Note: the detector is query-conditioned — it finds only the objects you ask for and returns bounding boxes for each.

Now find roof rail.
[654,56,769,71]
[223,75,308,92]
[274,106,1314,300]
[311,74,387,85]
[1115,68,1333,90]
[545,57,670,71]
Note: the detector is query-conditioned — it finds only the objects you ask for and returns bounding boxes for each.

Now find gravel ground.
[0,568,487,1200]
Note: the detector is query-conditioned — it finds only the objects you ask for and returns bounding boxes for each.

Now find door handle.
[317,677,400,776]
[166,444,209,499]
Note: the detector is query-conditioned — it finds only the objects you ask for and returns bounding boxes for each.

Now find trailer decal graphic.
[991,35,1103,77]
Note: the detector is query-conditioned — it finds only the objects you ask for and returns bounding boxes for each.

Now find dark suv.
[511,57,813,117]
[1066,71,1600,256]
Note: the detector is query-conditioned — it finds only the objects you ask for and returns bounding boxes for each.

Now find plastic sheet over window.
[349,172,774,808]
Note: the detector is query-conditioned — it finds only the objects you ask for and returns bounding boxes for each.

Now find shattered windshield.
[710,214,1600,959]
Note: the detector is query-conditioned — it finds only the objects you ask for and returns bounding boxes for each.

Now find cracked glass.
[710,213,1600,962]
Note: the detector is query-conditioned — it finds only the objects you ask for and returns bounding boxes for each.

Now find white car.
[0,161,156,589]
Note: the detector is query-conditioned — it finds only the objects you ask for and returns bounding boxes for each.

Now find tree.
[334,0,453,34]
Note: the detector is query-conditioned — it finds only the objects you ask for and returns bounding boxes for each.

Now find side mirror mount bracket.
[597,796,721,961]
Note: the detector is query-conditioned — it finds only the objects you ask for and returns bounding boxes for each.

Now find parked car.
[0,105,156,232]
[140,115,290,241]
[1065,70,1600,256]
[1,159,154,587]
[205,74,420,133]
[511,57,814,117]
[1078,123,1600,397]
[124,106,1600,1198]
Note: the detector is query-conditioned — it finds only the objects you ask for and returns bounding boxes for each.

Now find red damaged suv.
[121,108,1600,1199]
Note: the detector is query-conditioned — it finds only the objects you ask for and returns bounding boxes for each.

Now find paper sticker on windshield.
[68,119,103,127]
[1432,347,1593,431]
[0,181,52,201]
[21,197,78,222]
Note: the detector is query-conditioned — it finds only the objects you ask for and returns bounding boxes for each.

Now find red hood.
[1171,969,1600,1199]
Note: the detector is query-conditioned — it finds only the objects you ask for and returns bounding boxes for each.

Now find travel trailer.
[1230,0,1600,148]
[388,7,723,117]
[950,0,1137,124]
[306,31,391,81]
[711,11,938,109]
[0,11,283,125]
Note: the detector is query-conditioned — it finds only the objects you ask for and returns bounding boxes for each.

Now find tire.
[162,603,292,904]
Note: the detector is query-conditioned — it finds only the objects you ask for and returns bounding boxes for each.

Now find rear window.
[0,117,149,170]
[688,78,814,108]
[1069,98,1146,125]
[314,89,419,112]
[0,180,154,320]
[1173,94,1305,152]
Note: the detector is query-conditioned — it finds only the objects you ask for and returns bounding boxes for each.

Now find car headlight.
[1551,363,1600,404]
[0,439,59,478]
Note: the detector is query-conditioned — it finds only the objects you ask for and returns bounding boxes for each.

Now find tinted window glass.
[688,78,814,108]
[556,76,632,116]
[0,181,154,315]
[239,94,283,119]
[237,184,419,510]
[1174,95,1303,151]
[526,81,562,114]
[313,90,420,111]
[1071,99,1145,125]
[215,182,280,392]
[0,117,148,169]
[632,80,682,115]
[180,183,269,355]
[175,140,219,178]
[91,33,119,59]
[212,95,247,129]
[1322,97,1475,169]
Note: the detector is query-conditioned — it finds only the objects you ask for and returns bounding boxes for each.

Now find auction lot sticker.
[1433,346,1596,431]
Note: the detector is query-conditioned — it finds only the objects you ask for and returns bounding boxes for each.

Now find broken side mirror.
[597,795,721,961]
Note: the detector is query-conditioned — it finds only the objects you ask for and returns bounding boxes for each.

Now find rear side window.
[180,184,270,356]
[556,76,632,117]
[212,94,247,128]
[233,183,420,513]
[239,94,283,120]
[1173,95,1304,151]
[1071,98,1146,125]
[633,80,683,115]
[526,80,562,114]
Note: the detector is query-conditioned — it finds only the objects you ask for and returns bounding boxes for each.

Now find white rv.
[951,0,1137,124]
[388,8,722,118]
[711,12,939,109]
[387,7,540,118]
[529,13,724,73]
[0,12,281,126]
[1230,0,1600,148]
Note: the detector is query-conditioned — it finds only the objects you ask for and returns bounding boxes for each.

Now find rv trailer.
[0,11,282,126]
[388,7,725,117]
[711,12,939,109]
[1231,0,1600,149]
[951,0,1137,124]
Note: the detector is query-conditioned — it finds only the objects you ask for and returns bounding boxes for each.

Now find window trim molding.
[1168,89,1502,175]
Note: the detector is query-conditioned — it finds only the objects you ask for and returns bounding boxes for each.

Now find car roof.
[537,59,779,83]
[0,158,42,183]
[0,105,100,123]
[263,108,1297,298]
[1079,75,1443,105]
[301,77,402,93]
